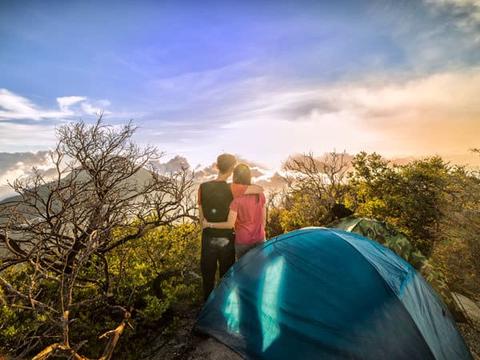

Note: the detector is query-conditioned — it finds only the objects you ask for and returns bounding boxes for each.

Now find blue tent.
[196,228,472,360]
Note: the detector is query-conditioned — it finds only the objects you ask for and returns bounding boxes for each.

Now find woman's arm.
[198,187,206,228]
[204,210,238,229]
[199,207,206,228]
[262,206,266,230]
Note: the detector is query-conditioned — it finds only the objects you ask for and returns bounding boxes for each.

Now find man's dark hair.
[217,153,237,174]
[233,163,251,185]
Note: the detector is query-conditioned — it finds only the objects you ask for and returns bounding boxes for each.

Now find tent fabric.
[195,228,472,360]
[328,216,426,269]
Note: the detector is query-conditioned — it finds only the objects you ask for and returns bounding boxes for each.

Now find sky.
[1,0,480,171]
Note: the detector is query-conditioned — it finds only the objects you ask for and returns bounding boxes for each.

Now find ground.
[2,306,478,359]
[139,307,241,360]
[459,322,480,360]
[140,306,480,360]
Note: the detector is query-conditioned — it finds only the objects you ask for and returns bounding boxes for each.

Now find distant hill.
[0,165,160,259]
[0,166,158,228]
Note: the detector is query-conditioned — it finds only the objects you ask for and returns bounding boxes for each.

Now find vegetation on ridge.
[0,119,479,358]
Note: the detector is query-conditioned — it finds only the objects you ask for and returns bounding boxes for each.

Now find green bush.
[267,151,480,307]
[0,223,202,358]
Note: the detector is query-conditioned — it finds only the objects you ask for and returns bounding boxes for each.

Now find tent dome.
[196,228,472,360]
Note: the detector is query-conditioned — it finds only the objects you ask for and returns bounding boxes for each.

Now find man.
[198,154,263,301]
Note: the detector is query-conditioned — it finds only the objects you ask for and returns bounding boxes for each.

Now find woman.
[203,163,266,259]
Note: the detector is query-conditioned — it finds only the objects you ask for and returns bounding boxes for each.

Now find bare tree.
[282,151,350,225]
[0,118,196,358]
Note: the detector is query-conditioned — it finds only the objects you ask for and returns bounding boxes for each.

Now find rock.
[452,292,480,324]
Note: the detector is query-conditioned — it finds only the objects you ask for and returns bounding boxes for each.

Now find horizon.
[1,147,479,202]
[1,0,480,173]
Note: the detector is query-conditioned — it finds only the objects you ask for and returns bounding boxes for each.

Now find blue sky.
[1,0,480,168]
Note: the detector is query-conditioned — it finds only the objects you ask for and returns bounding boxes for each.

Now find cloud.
[152,67,480,168]
[0,151,55,200]
[192,155,270,183]
[0,90,113,152]
[151,155,191,174]
[0,89,36,114]
[0,151,51,178]
[333,69,480,155]
[256,172,287,190]
[80,102,105,116]
[57,96,86,112]
[427,0,480,19]
[274,99,340,120]
[0,89,64,120]
[0,89,111,121]
[0,122,57,152]
[425,0,480,36]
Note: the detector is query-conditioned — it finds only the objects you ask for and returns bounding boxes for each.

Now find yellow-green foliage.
[0,223,202,358]
[108,223,201,316]
[268,152,480,306]
[349,154,452,256]
[278,192,329,232]
[0,267,49,354]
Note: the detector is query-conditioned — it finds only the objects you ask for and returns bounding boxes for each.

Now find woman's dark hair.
[233,163,251,185]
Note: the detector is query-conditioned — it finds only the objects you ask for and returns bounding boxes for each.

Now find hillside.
[0,122,478,359]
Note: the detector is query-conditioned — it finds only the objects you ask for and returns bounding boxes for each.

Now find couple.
[198,153,266,301]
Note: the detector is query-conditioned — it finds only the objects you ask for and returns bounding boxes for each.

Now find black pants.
[200,231,235,301]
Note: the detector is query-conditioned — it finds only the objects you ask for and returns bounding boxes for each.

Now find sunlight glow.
[259,257,285,351]
[224,285,241,334]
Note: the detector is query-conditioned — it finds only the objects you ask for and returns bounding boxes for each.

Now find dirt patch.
[139,309,241,360]
[186,337,241,360]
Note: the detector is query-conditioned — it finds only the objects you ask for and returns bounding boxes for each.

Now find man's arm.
[204,210,237,229]
[231,183,263,198]
[243,184,264,195]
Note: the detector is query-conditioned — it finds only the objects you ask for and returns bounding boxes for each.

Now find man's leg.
[200,232,219,301]
[219,236,236,278]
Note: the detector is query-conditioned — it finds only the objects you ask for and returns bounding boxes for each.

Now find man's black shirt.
[199,180,234,238]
